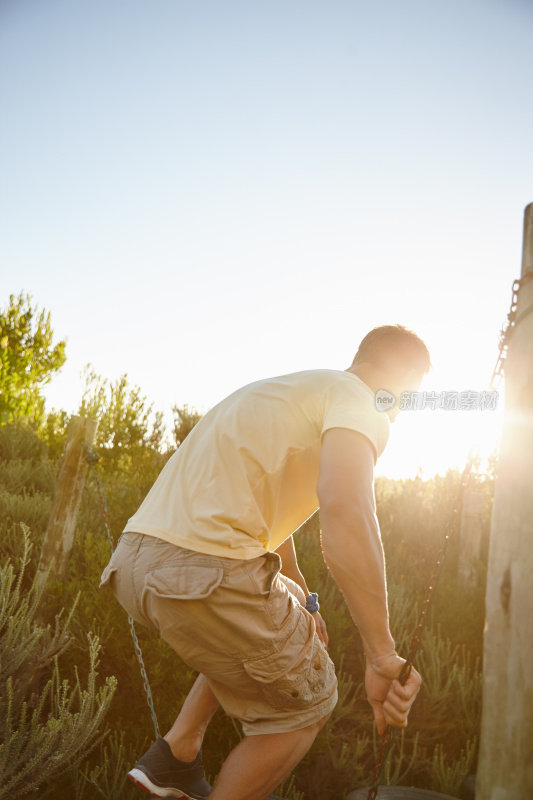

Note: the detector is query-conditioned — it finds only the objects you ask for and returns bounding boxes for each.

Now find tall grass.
[0,422,491,798]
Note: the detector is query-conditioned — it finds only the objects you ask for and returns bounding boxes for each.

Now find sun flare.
[376,384,505,480]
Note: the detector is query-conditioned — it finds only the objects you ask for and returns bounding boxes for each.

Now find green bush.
[0,527,116,798]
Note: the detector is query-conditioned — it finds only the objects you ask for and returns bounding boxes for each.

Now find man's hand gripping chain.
[367,659,417,800]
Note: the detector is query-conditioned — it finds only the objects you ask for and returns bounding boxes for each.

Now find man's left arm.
[275,536,329,647]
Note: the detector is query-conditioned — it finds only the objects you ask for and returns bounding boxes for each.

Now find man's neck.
[345,362,381,394]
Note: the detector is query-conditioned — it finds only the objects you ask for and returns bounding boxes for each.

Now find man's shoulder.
[298,369,375,400]
[253,369,363,402]
[225,370,376,413]
[208,369,374,421]
[259,368,366,389]
[227,369,343,397]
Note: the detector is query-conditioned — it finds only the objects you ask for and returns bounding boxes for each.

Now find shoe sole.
[128,768,195,799]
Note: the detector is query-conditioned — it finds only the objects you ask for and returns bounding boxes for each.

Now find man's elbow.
[319,499,368,567]
[318,492,368,527]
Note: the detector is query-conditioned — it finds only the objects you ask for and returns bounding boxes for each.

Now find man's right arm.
[317,427,421,732]
[317,428,395,661]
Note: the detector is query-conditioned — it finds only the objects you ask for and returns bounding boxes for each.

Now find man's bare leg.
[164,674,220,761]
[208,713,330,800]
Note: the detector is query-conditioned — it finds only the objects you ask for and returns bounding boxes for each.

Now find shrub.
[0,527,117,798]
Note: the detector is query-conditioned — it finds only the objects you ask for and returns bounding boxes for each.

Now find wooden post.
[36,415,98,590]
[477,203,533,798]
[457,490,486,593]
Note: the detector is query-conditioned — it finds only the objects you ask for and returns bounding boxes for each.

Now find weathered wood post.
[457,489,486,593]
[36,415,98,590]
[477,203,533,799]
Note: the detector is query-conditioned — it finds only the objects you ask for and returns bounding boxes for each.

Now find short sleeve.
[321,376,390,463]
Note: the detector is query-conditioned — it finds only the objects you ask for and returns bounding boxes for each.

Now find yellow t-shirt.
[123,369,390,559]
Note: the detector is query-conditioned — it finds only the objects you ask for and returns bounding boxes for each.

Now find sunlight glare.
[376,383,505,480]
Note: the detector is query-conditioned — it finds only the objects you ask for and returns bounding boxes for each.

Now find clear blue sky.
[1,0,532,477]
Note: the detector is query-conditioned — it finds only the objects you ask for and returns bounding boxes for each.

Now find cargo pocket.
[244,627,336,712]
[143,564,224,600]
[141,564,224,642]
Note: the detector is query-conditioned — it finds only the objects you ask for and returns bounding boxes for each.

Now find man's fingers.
[385,710,408,728]
[384,695,410,715]
[383,699,410,724]
[383,674,421,726]
[365,659,422,734]
[383,692,412,726]
[403,668,422,692]
[385,682,419,711]
[391,680,413,700]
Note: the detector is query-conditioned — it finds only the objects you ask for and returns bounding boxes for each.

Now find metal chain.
[490,274,532,390]
[367,727,394,800]
[367,274,528,798]
[84,444,161,739]
[400,459,473,679]
[366,457,473,800]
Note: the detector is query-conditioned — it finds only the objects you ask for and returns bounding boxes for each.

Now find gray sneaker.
[127,738,211,799]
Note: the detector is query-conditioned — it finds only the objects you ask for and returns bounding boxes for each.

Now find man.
[100,324,428,800]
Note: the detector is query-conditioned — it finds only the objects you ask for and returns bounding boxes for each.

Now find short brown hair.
[353,324,431,375]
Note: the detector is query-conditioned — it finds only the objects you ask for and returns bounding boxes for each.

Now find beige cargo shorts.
[100,532,338,735]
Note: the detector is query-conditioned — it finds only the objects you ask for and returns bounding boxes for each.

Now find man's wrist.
[363,635,397,667]
[367,651,404,678]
